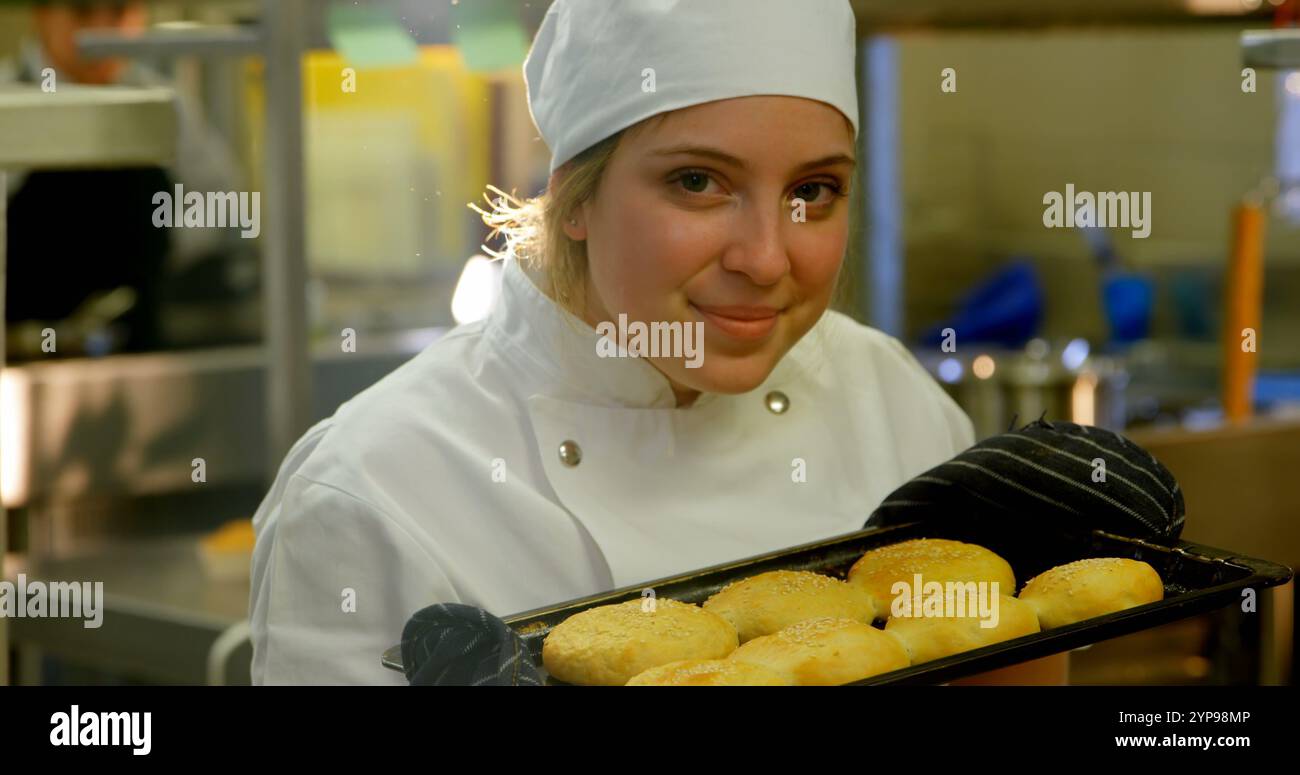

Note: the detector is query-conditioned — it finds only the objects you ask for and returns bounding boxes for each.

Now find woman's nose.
[719,200,791,286]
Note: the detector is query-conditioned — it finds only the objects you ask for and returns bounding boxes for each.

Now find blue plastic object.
[1103,272,1154,344]
[922,260,1043,348]
[1254,371,1300,408]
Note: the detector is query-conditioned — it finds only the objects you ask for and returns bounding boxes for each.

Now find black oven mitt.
[401,603,544,686]
[865,419,1185,543]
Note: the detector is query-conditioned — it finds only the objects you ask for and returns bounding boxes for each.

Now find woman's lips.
[690,303,781,340]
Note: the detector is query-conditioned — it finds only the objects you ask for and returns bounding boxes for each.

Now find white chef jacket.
[249,256,974,685]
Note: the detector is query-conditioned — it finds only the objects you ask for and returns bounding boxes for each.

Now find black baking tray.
[382,520,1294,684]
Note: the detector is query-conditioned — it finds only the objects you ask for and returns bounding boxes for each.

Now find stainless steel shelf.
[77,26,262,59]
[0,85,177,168]
[1242,29,1300,70]
[70,0,314,480]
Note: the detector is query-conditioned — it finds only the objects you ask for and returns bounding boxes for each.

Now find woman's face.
[567,95,856,406]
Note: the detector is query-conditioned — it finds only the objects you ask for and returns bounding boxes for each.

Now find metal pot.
[922,338,1129,439]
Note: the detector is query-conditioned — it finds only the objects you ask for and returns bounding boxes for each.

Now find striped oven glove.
[865,419,1185,543]
[401,603,544,686]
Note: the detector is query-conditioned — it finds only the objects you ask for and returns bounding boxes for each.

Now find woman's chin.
[666,356,780,398]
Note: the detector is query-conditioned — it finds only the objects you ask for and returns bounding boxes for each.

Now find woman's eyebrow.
[650,145,857,173]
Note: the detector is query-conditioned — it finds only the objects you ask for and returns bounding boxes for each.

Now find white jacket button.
[765,391,790,415]
[558,440,583,467]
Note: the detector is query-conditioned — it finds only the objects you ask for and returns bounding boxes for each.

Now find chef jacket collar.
[486,255,684,410]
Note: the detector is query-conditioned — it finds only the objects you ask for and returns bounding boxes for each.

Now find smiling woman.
[478,95,858,405]
[249,0,978,686]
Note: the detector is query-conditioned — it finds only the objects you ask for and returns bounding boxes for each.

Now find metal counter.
[6,535,251,685]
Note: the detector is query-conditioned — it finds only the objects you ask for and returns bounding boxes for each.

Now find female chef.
[250,0,981,685]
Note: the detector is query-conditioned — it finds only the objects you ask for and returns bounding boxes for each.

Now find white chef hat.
[523,0,860,176]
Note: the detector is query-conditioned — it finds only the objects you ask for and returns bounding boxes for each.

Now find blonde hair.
[469,128,632,317]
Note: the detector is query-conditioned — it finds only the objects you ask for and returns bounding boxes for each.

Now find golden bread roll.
[884,593,1040,664]
[625,658,793,686]
[542,599,738,686]
[702,570,876,642]
[1018,557,1164,629]
[727,617,910,685]
[848,538,1016,619]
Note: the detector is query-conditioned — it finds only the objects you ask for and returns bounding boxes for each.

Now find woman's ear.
[562,211,586,241]
[548,166,587,241]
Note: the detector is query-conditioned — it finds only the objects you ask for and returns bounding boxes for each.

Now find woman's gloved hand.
[401,603,544,686]
[865,419,1185,543]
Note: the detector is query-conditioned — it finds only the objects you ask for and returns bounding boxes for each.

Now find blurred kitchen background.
[0,0,1296,685]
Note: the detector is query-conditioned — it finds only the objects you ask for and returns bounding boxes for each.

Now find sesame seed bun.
[702,570,876,643]
[848,538,1017,620]
[542,599,738,686]
[1018,557,1164,629]
[727,617,910,685]
[625,658,792,686]
[884,593,1040,664]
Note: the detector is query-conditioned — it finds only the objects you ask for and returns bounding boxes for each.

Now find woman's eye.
[671,172,845,205]
[675,171,714,195]
[792,181,844,205]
